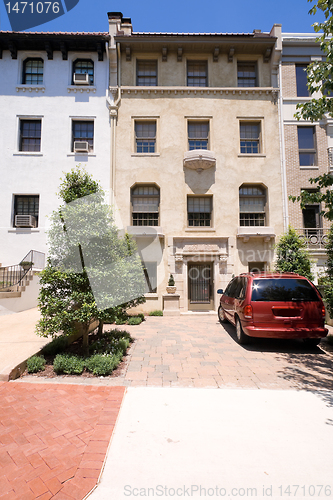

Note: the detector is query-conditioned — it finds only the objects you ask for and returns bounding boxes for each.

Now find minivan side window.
[228,278,240,298]
[224,278,236,297]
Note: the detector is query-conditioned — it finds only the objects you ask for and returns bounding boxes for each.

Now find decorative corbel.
[162,47,167,62]
[213,47,219,62]
[264,48,271,63]
[126,47,131,61]
[97,43,103,61]
[60,42,67,60]
[271,89,278,105]
[8,41,17,59]
[177,47,183,62]
[228,47,234,63]
[45,42,53,60]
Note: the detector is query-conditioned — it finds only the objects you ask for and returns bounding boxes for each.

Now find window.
[136,60,157,86]
[187,196,212,227]
[14,195,39,227]
[22,58,43,85]
[239,185,266,226]
[135,121,156,153]
[296,64,309,97]
[73,59,94,85]
[302,189,321,232]
[187,61,208,87]
[237,62,257,87]
[142,262,157,293]
[72,121,94,152]
[240,122,260,154]
[19,120,41,152]
[188,122,209,150]
[131,185,160,226]
[298,126,316,166]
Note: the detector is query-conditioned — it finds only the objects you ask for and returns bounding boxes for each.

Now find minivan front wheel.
[218,305,228,324]
[236,317,249,345]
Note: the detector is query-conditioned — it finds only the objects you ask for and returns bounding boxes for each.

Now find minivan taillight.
[244,305,253,319]
[321,304,326,319]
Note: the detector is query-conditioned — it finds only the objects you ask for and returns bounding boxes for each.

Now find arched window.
[73,59,94,85]
[131,185,160,226]
[239,185,266,226]
[23,58,43,85]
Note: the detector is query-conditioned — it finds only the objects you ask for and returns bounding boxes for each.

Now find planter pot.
[166,286,177,294]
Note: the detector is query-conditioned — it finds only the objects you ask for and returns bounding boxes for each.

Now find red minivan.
[217,272,328,346]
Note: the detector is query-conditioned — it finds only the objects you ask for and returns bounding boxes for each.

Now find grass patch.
[149,310,163,316]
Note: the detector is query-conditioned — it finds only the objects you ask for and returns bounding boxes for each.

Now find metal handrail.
[295,228,329,249]
[0,250,45,291]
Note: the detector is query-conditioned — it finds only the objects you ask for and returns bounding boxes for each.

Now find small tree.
[37,167,145,353]
[275,227,314,280]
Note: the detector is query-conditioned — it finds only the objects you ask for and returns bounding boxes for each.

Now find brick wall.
[282,63,297,97]
[285,123,330,229]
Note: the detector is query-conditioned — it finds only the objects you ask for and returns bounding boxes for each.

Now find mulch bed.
[22,327,136,379]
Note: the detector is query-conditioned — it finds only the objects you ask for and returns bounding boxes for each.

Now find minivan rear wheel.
[218,305,228,324]
[236,317,249,345]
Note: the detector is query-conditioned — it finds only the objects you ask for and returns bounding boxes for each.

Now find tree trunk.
[97,320,104,337]
[82,325,89,356]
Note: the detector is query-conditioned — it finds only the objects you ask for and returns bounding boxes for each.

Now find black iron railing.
[295,228,329,250]
[0,250,45,291]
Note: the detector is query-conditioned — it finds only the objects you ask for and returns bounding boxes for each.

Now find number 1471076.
[6,2,60,14]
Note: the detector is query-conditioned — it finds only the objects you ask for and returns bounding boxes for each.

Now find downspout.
[108,43,121,207]
[278,59,289,232]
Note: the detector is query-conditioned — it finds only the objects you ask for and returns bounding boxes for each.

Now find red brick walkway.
[0,383,125,500]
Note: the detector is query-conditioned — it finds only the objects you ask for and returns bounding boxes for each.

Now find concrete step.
[0,291,21,299]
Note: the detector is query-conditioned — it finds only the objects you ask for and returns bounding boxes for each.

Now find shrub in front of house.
[53,354,85,375]
[27,355,46,373]
[149,310,163,316]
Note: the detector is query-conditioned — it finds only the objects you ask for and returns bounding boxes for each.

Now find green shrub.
[118,338,130,354]
[127,316,142,325]
[85,354,118,376]
[27,355,45,373]
[115,317,127,325]
[138,313,144,321]
[42,335,68,356]
[149,310,163,316]
[53,354,85,375]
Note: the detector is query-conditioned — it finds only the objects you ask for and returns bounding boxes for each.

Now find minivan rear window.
[251,278,319,302]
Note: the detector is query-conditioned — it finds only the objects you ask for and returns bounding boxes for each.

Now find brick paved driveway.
[122,315,333,390]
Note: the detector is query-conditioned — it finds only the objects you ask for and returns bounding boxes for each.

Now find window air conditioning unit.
[74,141,90,153]
[73,73,90,85]
[15,215,37,228]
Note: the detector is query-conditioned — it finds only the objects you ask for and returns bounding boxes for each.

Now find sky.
[0,0,326,34]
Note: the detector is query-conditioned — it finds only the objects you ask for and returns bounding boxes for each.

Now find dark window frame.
[22,58,44,85]
[72,120,94,152]
[135,121,156,153]
[131,185,160,227]
[237,62,257,87]
[240,122,261,154]
[188,121,209,150]
[297,126,317,167]
[13,194,39,227]
[136,60,158,86]
[239,185,267,227]
[187,196,212,227]
[72,59,94,85]
[19,119,41,152]
[296,64,309,97]
[187,60,208,87]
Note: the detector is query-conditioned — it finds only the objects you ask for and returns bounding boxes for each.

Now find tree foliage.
[37,167,145,352]
[319,225,333,315]
[291,0,333,218]
[275,227,314,280]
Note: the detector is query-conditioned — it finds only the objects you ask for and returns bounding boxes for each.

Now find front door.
[188,263,214,311]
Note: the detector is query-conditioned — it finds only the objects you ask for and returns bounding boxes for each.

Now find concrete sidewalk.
[88,387,333,500]
[0,308,48,381]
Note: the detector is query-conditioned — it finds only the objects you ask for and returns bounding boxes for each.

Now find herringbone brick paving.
[0,383,125,499]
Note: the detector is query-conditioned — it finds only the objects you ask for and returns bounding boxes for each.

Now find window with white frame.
[187,61,208,87]
[19,119,41,152]
[131,185,160,226]
[136,60,157,86]
[188,122,209,150]
[239,185,266,226]
[22,58,43,84]
[135,121,156,153]
[187,196,212,227]
[240,122,260,154]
